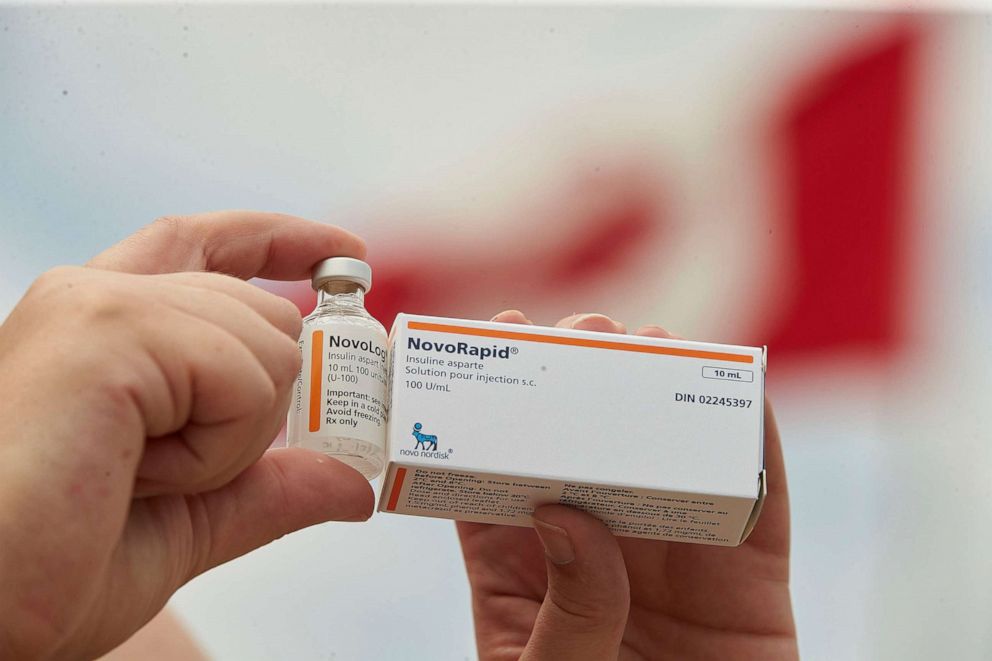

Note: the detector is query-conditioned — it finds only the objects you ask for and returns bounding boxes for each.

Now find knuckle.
[254,369,281,410]
[274,296,303,337]
[146,214,200,256]
[273,335,303,387]
[150,214,189,237]
[173,456,234,503]
[29,265,83,299]
[77,285,136,324]
[547,583,629,628]
[186,452,223,488]
[34,264,78,284]
[33,269,140,326]
[192,270,239,290]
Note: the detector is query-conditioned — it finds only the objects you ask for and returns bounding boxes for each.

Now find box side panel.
[377,463,756,547]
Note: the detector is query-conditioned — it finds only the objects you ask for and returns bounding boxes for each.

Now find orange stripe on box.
[386,467,408,512]
[407,321,753,364]
[308,330,324,432]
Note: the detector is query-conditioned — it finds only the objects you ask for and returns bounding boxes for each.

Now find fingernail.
[570,313,621,332]
[491,310,530,323]
[342,511,373,523]
[533,518,575,565]
[636,324,671,338]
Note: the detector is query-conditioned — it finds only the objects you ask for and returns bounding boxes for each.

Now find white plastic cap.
[311,257,372,292]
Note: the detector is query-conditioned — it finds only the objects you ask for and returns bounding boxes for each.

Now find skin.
[99,609,207,661]
[0,211,797,659]
[0,212,375,659]
[459,311,798,661]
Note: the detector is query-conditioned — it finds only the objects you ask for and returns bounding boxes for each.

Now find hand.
[458,311,798,660]
[0,211,375,659]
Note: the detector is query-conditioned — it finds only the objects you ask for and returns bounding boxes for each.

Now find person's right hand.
[0,211,375,659]
[459,310,798,661]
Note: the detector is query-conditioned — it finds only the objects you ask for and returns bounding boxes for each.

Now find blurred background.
[2,2,991,659]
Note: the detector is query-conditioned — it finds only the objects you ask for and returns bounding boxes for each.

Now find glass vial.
[287,257,387,480]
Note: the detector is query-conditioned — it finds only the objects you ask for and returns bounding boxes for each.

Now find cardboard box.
[377,314,766,546]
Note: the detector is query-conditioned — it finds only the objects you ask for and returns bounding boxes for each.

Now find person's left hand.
[0,212,374,659]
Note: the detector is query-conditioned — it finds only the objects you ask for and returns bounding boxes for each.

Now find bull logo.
[412,422,438,451]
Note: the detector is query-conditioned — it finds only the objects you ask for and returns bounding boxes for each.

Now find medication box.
[377,314,766,546]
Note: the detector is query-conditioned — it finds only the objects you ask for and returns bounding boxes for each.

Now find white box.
[376,314,766,546]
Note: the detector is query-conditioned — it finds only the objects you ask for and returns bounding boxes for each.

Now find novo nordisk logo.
[407,337,517,360]
[400,422,451,460]
[412,422,437,450]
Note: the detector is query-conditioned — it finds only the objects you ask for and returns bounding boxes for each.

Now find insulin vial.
[287,258,388,480]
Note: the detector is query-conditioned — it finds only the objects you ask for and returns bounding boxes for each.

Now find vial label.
[290,324,388,449]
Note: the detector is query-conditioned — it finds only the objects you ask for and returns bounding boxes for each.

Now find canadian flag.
[276,21,920,376]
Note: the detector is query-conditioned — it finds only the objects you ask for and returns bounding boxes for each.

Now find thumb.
[522,505,630,661]
[184,447,375,577]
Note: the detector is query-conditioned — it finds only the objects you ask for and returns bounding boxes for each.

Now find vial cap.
[311,257,372,292]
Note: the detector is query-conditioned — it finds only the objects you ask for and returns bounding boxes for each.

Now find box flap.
[738,470,767,544]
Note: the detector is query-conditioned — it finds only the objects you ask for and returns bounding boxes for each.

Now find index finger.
[87,210,366,280]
